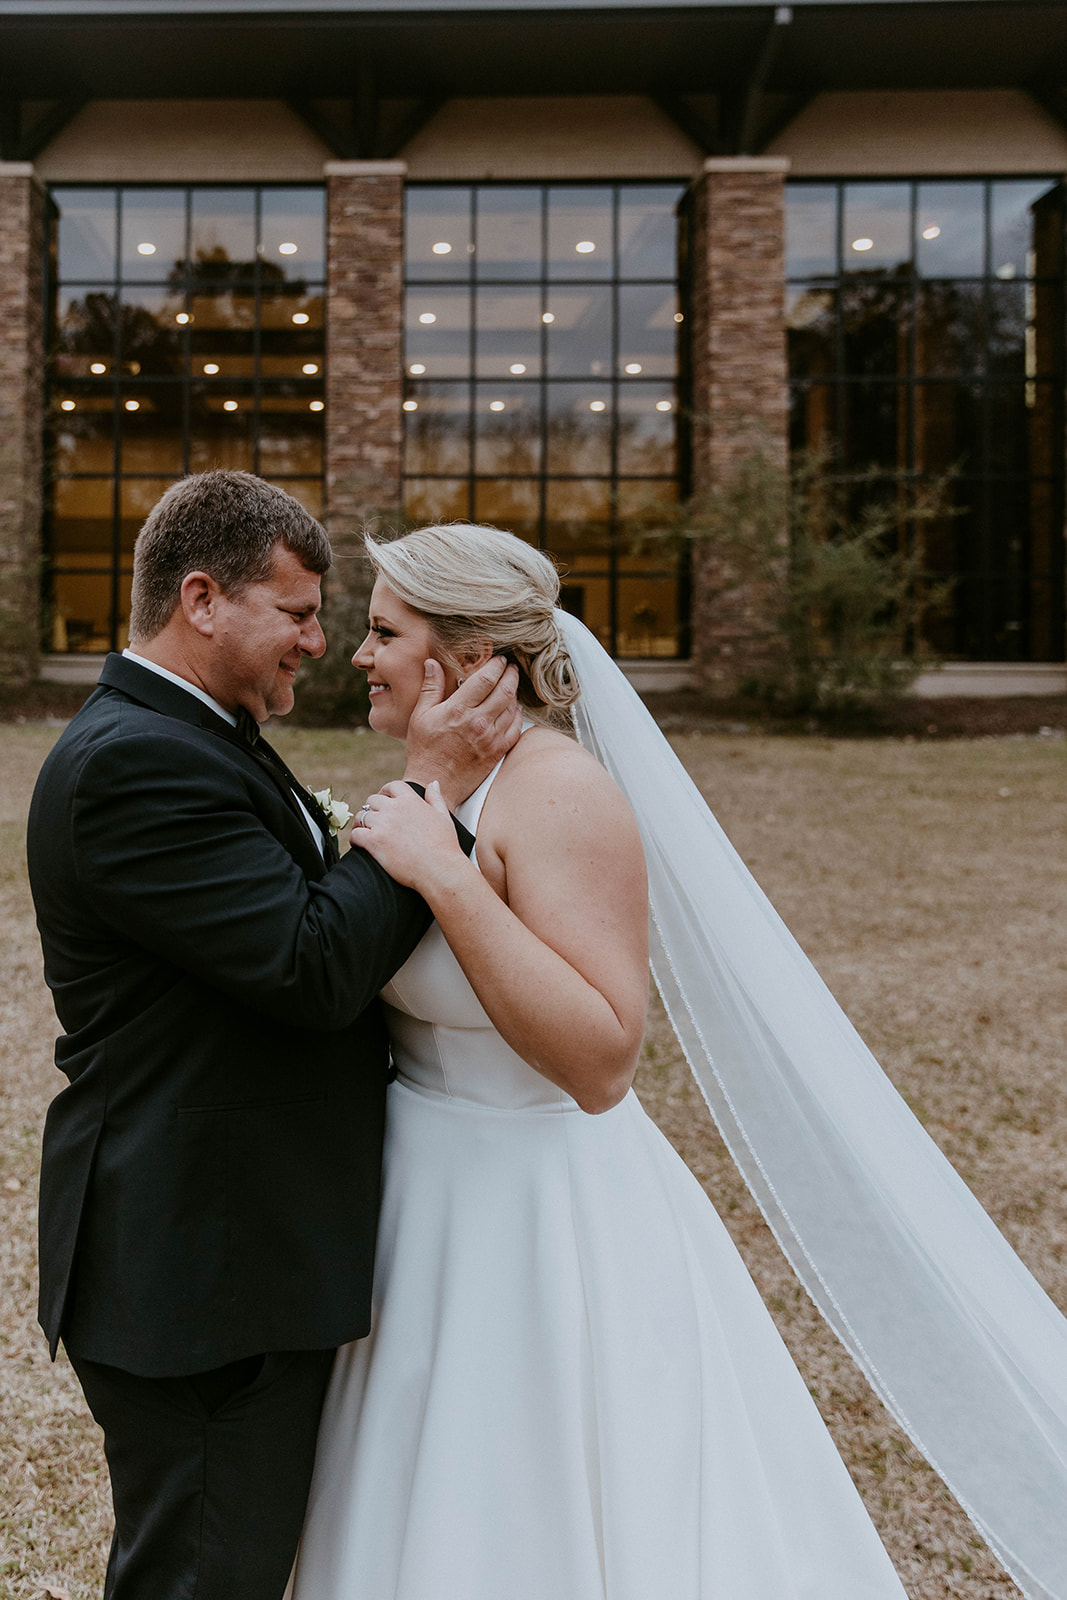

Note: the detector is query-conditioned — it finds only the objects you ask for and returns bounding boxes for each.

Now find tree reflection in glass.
[474,385,541,475]
[403,385,471,476]
[546,385,612,475]
[616,386,675,475]
[473,480,540,546]
[545,480,611,562]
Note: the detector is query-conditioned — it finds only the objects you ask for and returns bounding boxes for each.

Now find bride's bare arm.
[349,739,648,1114]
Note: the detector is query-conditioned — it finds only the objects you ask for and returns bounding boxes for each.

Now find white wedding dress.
[286,758,907,1600]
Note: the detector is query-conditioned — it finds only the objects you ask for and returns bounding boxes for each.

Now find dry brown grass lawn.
[2,723,1064,1599]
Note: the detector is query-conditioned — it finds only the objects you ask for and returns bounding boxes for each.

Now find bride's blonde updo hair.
[364,523,580,719]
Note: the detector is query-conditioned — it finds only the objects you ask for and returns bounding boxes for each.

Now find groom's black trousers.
[67,1345,335,1600]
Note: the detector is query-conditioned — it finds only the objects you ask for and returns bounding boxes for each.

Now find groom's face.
[208,544,326,721]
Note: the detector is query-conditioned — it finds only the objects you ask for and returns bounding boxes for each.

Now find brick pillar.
[688,156,790,694]
[324,160,406,578]
[0,163,46,687]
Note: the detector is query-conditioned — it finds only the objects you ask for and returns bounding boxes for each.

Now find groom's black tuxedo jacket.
[28,654,432,1378]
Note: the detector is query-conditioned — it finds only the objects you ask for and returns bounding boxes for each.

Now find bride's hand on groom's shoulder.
[349,780,468,893]
[403,657,522,810]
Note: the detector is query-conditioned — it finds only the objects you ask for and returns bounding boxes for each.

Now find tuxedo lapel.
[97,654,331,868]
[248,733,338,862]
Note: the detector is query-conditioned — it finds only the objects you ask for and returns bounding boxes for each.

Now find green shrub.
[635,448,956,712]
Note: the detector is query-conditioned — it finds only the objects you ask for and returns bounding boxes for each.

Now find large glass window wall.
[403,184,686,658]
[787,177,1065,661]
[46,185,326,653]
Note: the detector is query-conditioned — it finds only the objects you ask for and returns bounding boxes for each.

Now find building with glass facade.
[1,0,1065,689]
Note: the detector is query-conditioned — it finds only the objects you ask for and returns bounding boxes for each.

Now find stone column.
[687,156,790,694]
[0,162,46,687]
[324,159,406,541]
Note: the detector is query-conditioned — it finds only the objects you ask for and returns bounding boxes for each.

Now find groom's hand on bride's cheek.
[403,657,521,809]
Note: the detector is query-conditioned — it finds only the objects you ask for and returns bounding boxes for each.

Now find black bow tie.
[234,706,262,747]
[230,707,338,861]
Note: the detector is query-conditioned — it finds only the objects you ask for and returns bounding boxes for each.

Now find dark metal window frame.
[402,179,687,660]
[785,173,1066,662]
[44,180,327,654]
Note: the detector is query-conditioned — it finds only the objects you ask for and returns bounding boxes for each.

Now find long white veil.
[560,609,1067,1600]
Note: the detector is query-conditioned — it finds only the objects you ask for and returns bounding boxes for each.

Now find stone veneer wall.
[324,160,406,637]
[0,166,46,686]
[687,157,790,693]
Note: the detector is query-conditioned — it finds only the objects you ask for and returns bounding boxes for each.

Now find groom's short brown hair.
[129,470,332,641]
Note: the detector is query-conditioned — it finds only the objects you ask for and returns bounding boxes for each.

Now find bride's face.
[352,579,455,739]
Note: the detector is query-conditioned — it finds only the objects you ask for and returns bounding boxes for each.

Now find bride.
[287,520,907,1599]
[288,522,1067,1600]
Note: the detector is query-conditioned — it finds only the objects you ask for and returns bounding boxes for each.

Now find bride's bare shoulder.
[485,723,638,835]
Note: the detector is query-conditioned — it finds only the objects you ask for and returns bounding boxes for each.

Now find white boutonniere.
[310,787,354,835]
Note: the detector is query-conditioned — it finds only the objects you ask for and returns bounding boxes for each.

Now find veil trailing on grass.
[560,608,1067,1600]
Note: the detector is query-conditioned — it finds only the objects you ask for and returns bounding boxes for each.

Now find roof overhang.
[1,2,1065,135]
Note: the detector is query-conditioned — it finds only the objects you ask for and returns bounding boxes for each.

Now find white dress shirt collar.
[122,648,237,728]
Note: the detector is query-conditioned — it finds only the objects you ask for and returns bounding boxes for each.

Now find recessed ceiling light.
[137,242,156,256]
[589,400,606,412]
[60,399,76,411]
[489,400,506,412]
[124,399,140,411]
[409,363,426,375]
[996,263,1017,279]
[175,312,190,325]
[279,242,298,255]
[673,312,684,323]
[418,312,437,325]
[922,225,941,240]
[575,241,596,254]
[509,363,527,375]
[403,399,419,411]
[90,362,107,374]
[223,400,239,411]
[302,362,319,375]
[542,312,555,324]
[203,363,219,375]
[309,400,324,411]
[624,362,642,375]
[432,241,452,255]
[292,312,310,325]
[656,399,673,412]
[851,237,874,252]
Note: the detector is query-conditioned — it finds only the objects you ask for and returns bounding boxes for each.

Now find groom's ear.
[180,570,224,637]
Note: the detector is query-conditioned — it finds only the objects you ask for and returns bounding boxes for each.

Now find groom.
[27,470,520,1600]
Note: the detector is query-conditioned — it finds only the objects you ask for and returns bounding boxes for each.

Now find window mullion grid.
[607,187,621,659]
[470,184,479,518]
[976,178,995,653]
[41,191,60,651]
[539,184,549,550]
[253,187,263,479]
[833,183,845,470]
[109,187,125,652]
[902,181,918,650]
